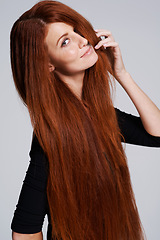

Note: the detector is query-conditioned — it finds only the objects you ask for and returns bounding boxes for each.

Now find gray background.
[1,0,160,239]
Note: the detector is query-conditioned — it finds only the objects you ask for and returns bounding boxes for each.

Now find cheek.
[48,46,79,69]
[62,47,78,63]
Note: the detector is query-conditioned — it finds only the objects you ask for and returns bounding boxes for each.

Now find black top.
[11,109,160,239]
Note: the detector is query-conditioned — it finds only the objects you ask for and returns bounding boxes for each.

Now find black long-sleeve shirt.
[11,109,160,239]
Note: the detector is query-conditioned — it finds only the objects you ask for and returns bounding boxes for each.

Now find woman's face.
[45,22,98,76]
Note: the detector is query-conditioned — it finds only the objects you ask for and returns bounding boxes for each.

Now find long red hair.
[10,1,145,239]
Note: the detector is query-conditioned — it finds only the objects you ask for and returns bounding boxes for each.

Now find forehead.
[45,22,73,43]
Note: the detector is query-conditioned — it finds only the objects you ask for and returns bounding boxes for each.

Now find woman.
[10,1,160,240]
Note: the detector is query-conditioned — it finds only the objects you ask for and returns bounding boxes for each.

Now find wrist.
[115,70,129,81]
[115,71,134,86]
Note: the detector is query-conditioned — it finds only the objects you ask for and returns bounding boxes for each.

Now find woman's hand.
[94,29,126,81]
[95,29,160,136]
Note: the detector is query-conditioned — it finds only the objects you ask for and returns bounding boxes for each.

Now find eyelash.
[61,38,70,47]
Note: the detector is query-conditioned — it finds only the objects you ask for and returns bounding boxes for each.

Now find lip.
[80,46,92,58]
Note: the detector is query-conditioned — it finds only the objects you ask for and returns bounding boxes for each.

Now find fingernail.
[94,45,98,49]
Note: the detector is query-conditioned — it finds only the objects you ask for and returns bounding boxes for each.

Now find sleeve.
[11,133,49,234]
[115,108,160,147]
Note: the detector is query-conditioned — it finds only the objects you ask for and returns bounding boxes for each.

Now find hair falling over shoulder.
[10,1,146,239]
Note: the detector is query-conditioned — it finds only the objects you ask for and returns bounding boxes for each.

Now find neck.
[55,71,85,100]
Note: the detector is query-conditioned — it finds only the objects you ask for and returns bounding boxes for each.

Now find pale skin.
[12,232,43,240]
[46,22,98,100]
[12,24,160,240]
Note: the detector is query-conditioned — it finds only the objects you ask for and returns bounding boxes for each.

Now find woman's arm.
[12,231,43,240]
[115,108,160,147]
[116,71,160,136]
[95,29,160,136]
[11,134,48,237]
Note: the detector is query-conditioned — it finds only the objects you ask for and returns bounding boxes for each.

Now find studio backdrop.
[0,0,160,239]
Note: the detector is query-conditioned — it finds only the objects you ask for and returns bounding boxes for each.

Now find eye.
[61,38,70,47]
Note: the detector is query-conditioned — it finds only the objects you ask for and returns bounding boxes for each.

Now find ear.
[48,63,55,72]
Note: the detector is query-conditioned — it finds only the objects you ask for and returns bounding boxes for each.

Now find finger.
[95,31,114,41]
[94,38,113,49]
[101,36,112,42]
[95,29,111,34]
[103,41,119,48]
[95,30,112,36]
[95,41,119,49]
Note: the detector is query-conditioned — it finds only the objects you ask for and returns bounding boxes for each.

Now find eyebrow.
[56,33,68,46]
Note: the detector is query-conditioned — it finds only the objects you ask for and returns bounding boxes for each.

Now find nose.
[78,35,88,48]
